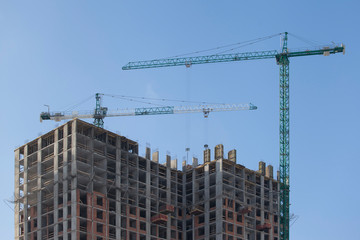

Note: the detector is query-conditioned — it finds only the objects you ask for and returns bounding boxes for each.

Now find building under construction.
[14,119,279,240]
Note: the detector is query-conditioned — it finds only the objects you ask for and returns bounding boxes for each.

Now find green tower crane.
[122,32,345,240]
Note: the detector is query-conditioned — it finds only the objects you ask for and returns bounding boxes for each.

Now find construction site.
[13,31,345,240]
[15,119,279,240]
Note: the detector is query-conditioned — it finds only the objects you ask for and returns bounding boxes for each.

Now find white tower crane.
[40,93,257,128]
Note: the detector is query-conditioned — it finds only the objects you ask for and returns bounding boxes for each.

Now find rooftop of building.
[16,118,278,181]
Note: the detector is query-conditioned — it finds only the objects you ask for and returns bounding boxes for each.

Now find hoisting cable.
[102,93,227,105]
[215,33,282,54]
[63,94,94,112]
[104,94,168,107]
[288,33,329,47]
[168,33,282,58]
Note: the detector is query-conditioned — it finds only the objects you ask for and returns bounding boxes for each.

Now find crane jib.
[122,45,344,70]
[122,50,278,70]
[134,106,174,116]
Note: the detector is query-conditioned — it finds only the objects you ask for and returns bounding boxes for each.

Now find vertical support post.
[70,120,77,240]
[279,32,290,240]
[63,124,69,240]
[54,129,59,239]
[37,138,42,240]
[115,136,122,239]
[166,156,172,239]
[215,159,223,240]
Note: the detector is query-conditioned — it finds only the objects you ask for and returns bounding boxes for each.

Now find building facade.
[14,119,279,240]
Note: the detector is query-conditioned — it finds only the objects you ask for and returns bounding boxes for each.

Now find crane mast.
[122,32,345,240]
[94,93,108,128]
[278,32,290,240]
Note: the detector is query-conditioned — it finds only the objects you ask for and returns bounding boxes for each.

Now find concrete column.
[36,138,42,240]
[214,144,223,160]
[23,146,28,240]
[204,149,210,163]
[266,165,273,179]
[53,129,59,239]
[87,125,94,239]
[88,125,94,192]
[145,153,151,240]
[71,120,77,239]
[192,157,198,168]
[260,175,265,240]
[115,136,122,239]
[269,180,273,240]
[215,158,223,240]
[204,164,210,239]
[104,132,109,239]
[166,155,171,168]
[145,147,151,160]
[228,149,236,163]
[181,164,186,240]
[152,151,159,163]
[62,123,69,240]
[21,146,28,240]
[191,166,195,240]
[166,155,171,239]
[241,168,246,240]
[171,159,178,169]
[259,162,266,176]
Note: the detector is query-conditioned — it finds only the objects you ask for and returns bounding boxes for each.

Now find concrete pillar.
[204,149,210,163]
[192,157,198,168]
[166,156,171,239]
[171,159,177,169]
[259,161,266,176]
[145,147,151,160]
[62,123,69,240]
[182,160,186,172]
[181,166,186,240]
[36,137,42,240]
[241,168,246,240]
[116,136,122,239]
[214,144,223,160]
[22,145,28,240]
[269,180,274,240]
[204,163,210,239]
[266,165,273,179]
[260,175,265,240]
[166,155,171,168]
[145,153,151,240]
[152,151,159,163]
[71,120,77,240]
[228,149,237,163]
[215,159,223,239]
[54,129,59,238]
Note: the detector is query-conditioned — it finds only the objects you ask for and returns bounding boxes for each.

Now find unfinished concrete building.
[14,119,279,240]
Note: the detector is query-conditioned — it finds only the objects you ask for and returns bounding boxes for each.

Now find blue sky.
[1,1,359,239]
